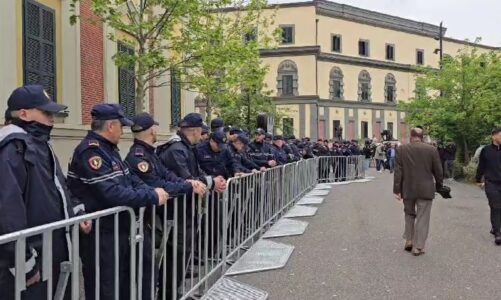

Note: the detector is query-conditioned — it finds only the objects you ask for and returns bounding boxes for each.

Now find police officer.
[229,133,265,173]
[67,104,168,300]
[0,85,89,299]
[227,127,243,143]
[156,113,226,298]
[248,128,277,168]
[270,135,289,165]
[126,112,207,197]
[210,118,224,132]
[201,124,210,142]
[196,129,241,179]
[287,135,302,161]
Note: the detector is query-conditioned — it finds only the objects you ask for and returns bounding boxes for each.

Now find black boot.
[495,233,501,246]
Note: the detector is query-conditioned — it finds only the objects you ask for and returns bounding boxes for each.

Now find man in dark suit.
[393,128,443,256]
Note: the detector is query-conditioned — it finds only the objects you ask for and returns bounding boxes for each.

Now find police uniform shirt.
[125,139,193,196]
[67,131,159,214]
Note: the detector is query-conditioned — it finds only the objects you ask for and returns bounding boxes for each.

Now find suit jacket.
[393,142,443,200]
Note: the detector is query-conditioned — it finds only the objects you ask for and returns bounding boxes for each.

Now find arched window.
[329,67,344,100]
[277,60,298,96]
[384,73,397,103]
[358,70,371,102]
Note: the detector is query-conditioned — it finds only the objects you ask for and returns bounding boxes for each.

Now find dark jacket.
[196,141,239,179]
[476,144,501,184]
[0,123,81,279]
[125,139,193,196]
[227,143,252,173]
[393,142,443,200]
[271,144,289,165]
[157,133,214,189]
[67,131,159,231]
[248,140,275,167]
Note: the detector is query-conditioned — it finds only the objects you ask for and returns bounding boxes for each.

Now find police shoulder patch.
[88,156,103,170]
[137,161,149,173]
[88,140,100,147]
[134,147,144,157]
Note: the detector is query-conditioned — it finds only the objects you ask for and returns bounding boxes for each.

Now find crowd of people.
[0,85,366,300]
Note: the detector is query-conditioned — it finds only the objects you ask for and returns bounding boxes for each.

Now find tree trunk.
[135,47,146,113]
[205,95,212,124]
[462,135,470,164]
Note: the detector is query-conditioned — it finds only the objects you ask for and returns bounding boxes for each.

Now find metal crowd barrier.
[317,155,365,183]
[0,156,362,300]
[0,207,137,300]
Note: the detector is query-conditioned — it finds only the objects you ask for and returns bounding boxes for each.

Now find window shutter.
[118,42,136,118]
[23,0,56,101]
[170,68,181,127]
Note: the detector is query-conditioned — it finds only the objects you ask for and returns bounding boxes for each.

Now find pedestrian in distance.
[476,128,501,245]
[393,127,444,256]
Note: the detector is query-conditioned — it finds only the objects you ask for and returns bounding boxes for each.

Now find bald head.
[410,127,424,142]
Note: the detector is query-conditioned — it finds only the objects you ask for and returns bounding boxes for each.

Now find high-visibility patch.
[137,161,149,173]
[88,156,102,170]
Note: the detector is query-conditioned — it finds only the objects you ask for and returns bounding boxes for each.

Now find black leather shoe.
[404,241,413,252]
[495,235,501,246]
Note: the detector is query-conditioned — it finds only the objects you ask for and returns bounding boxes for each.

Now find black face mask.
[12,119,53,141]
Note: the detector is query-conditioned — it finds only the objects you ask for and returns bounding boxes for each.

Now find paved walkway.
[233,170,501,300]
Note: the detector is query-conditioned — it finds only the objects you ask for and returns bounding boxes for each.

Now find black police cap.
[202,124,209,134]
[211,118,224,129]
[235,133,250,145]
[178,113,203,128]
[210,129,227,146]
[273,135,284,141]
[8,85,67,113]
[91,103,133,126]
[131,112,159,133]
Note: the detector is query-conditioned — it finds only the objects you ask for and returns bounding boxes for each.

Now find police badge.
[137,161,149,173]
[88,156,102,170]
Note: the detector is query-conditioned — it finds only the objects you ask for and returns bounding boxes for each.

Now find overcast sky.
[270,0,501,46]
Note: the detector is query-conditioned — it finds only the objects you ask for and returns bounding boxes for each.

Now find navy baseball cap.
[229,127,243,135]
[273,135,284,141]
[131,112,159,133]
[91,103,133,126]
[179,113,203,128]
[211,118,224,129]
[210,129,227,146]
[202,124,209,134]
[255,128,265,135]
[7,85,67,113]
[235,133,250,145]
[265,132,273,140]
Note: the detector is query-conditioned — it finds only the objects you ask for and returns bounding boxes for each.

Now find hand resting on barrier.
[80,220,92,234]
[214,176,227,193]
[187,180,208,195]
[155,188,169,205]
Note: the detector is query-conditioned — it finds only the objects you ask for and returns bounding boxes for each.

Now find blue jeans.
[389,157,396,172]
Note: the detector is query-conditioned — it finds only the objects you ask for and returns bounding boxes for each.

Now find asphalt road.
[233,170,501,300]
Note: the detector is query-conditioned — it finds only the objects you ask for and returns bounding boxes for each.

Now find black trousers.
[80,230,131,300]
[486,182,501,234]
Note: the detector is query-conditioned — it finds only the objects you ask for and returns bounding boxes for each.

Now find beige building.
[249,0,499,142]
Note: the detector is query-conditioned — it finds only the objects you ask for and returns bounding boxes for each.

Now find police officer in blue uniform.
[270,135,289,165]
[210,118,224,132]
[248,128,277,168]
[196,129,241,179]
[126,112,206,197]
[201,124,210,142]
[156,113,226,299]
[0,85,89,299]
[67,104,168,300]
[228,133,264,173]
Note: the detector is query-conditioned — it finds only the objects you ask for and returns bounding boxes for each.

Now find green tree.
[401,44,501,163]
[70,0,212,113]
[181,0,281,124]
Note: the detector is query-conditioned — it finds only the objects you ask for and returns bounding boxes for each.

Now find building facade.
[247,1,498,142]
[0,0,196,168]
